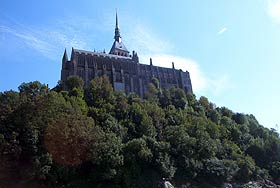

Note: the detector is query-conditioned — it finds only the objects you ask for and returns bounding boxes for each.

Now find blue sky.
[1,0,280,130]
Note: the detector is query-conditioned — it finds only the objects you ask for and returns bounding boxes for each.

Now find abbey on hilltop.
[61,12,193,97]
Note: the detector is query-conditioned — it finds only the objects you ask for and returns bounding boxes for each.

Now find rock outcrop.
[239,180,280,188]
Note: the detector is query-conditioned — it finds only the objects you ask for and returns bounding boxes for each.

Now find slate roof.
[72,48,132,60]
[109,40,129,54]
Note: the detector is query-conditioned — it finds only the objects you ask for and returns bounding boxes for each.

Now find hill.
[0,76,279,188]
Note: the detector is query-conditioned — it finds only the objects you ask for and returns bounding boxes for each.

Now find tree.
[233,113,248,125]
[0,90,20,123]
[114,91,129,120]
[124,138,153,163]
[101,114,127,139]
[89,131,123,181]
[44,113,95,166]
[151,77,160,89]
[235,156,256,183]
[159,89,171,108]
[164,125,200,179]
[146,139,175,178]
[145,83,159,103]
[165,105,185,126]
[144,102,167,140]
[127,103,156,138]
[208,109,221,124]
[218,107,233,118]
[169,88,187,109]
[18,81,48,98]
[65,76,84,90]
[199,96,211,111]
[1,79,280,187]
[146,78,161,103]
[270,161,280,182]
[85,75,114,107]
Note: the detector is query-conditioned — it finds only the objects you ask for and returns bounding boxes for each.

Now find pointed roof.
[110,40,129,53]
[63,48,68,61]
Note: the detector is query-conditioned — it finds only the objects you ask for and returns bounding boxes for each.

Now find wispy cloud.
[141,54,207,93]
[209,73,231,96]
[124,24,172,55]
[267,0,280,23]
[218,27,227,35]
[0,11,231,95]
[0,15,94,61]
[140,54,231,95]
[0,25,57,60]
[121,18,231,95]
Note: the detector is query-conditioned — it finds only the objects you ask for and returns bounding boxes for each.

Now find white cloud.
[209,73,231,96]
[140,54,206,93]
[124,24,172,55]
[0,16,93,61]
[122,18,231,95]
[0,25,57,60]
[267,0,280,23]
[0,12,231,96]
[139,54,231,96]
[218,27,227,35]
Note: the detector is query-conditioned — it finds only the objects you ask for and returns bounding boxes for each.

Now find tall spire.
[116,10,119,29]
[114,9,121,42]
[110,10,129,57]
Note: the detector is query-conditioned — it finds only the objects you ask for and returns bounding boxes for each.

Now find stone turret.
[132,51,139,63]
[62,48,68,62]
[62,48,68,70]
[61,49,69,85]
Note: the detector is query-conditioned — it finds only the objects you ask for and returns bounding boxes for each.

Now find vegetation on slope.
[0,76,279,188]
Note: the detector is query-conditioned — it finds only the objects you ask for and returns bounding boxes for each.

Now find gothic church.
[61,13,193,97]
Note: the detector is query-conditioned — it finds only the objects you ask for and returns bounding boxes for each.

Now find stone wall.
[61,49,193,97]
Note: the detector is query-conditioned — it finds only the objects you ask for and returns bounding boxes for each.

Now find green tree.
[144,102,167,140]
[145,78,161,103]
[65,75,84,90]
[44,113,95,166]
[1,79,280,188]
[235,156,256,183]
[114,91,129,120]
[233,113,248,125]
[199,96,211,111]
[159,88,171,108]
[218,107,233,118]
[169,88,187,109]
[18,81,48,99]
[85,75,114,107]
[145,83,159,103]
[0,90,20,122]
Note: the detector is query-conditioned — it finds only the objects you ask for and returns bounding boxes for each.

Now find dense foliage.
[0,76,279,188]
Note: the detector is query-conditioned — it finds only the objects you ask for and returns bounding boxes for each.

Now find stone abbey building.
[61,13,193,97]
